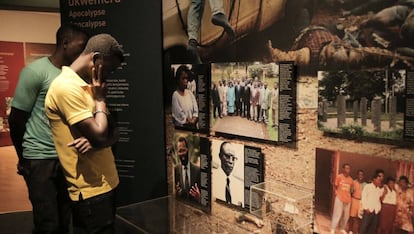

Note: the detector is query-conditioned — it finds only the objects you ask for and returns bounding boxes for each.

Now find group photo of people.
[315,148,414,234]
[210,62,280,142]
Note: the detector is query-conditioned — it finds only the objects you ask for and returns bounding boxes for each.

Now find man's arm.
[73,100,118,148]
[72,65,118,148]
[9,66,40,163]
[9,107,30,161]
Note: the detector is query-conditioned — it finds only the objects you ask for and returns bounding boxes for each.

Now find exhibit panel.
[317,69,414,145]
[0,41,54,146]
[209,61,297,145]
[60,0,167,205]
[0,41,24,146]
[406,70,414,141]
[2,0,414,232]
[169,131,211,212]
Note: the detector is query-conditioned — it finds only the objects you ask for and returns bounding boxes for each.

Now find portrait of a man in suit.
[174,136,201,203]
[212,140,244,207]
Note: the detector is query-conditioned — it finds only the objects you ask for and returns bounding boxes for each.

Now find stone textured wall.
[165,75,414,233]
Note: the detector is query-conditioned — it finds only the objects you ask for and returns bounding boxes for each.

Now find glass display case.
[250,181,314,233]
[116,196,251,234]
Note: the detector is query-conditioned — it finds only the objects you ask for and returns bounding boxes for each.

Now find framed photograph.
[211,139,263,209]
[318,69,411,144]
[210,61,297,145]
[171,131,211,211]
[314,147,414,234]
[168,64,210,133]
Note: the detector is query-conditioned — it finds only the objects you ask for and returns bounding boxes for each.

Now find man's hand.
[67,137,93,154]
[91,64,107,101]
[189,183,201,202]
[364,209,372,214]
[175,181,183,195]
[17,160,25,176]
[9,107,30,176]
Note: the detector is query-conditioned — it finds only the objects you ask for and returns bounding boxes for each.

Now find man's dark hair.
[56,23,88,47]
[219,142,229,159]
[83,33,124,62]
[385,176,395,183]
[177,137,188,148]
[357,169,364,174]
[342,163,350,168]
[399,175,409,184]
[371,173,382,180]
[375,169,385,176]
[175,65,190,84]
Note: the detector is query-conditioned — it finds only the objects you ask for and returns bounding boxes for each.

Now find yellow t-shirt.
[45,66,119,201]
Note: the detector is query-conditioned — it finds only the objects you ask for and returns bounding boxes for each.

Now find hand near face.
[175,181,183,195]
[67,137,93,154]
[91,64,107,101]
[189,183,201,202]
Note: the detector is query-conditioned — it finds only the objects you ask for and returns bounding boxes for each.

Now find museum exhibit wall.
[3,0,414,233]
[162,1,414,233]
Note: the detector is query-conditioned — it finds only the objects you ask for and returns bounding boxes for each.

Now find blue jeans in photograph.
[187,0,225,41]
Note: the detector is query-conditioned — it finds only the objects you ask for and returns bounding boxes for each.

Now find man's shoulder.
[22,57,58,77]
[365,182,375,188]
[337,173,350,180]
[342,175,353,183]
[25,57,52,70]
[47,73,81,100]
[26,56,47,65]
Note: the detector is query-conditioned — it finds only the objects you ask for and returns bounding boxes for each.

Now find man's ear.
[93,52,101,64]
[62,38,70,49]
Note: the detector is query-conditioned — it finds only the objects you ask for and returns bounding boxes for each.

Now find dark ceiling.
[0,0,59,12]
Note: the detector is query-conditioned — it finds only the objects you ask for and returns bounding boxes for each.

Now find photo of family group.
[315,148,414,234]
[210,62,279,142]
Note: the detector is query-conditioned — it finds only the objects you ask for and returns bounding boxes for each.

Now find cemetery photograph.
[317,69,406,141]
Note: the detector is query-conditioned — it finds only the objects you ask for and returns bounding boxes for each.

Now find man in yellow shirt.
[45,33,124,233]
